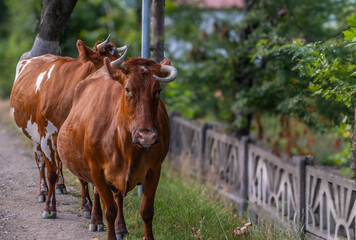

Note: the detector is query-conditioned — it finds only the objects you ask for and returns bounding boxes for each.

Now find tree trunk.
[150,0,165,63]
[21,0,78,59]
[231,0,256,139]
[351,95,356,179]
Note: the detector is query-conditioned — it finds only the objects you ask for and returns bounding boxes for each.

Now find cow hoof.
[42,210,57,219]
[38,194,46,203]
[84,211,91,219]
[56,186,68,195]
[116,230,129,240]
[89,224,97,232]
[89,223,104,232]
[98,224,104,232]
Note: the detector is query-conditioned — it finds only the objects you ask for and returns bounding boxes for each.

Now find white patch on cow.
[10,108,14,119]
[40,120,58,163]
[110,49,116,55]
[47,64,55,80]
[35,71,47,93]
[25,119,41,144]
[140,66,147,71]
[39,159,44,170]
[15,59,32,82]
[34,144,45,169]
[41,179,47,192]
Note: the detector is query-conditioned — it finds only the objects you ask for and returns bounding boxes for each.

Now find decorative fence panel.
[248,144,302,227]
[306,166,356,240]
[168,115,356,240]
[169,115,201,176]
[203,129,248,204]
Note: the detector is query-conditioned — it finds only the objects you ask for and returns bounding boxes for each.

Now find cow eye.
[156,89,162,97]
[125,87,131,94]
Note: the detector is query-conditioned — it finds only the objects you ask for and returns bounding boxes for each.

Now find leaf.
[343,29,356,41]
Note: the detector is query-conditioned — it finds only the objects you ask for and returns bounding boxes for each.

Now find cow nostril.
[134,130,157,146]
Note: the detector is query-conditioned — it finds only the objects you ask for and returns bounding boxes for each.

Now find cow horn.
[97,34,111,52]
[153,65,178,83]
[115,45,128,53]
[110,46,128,70]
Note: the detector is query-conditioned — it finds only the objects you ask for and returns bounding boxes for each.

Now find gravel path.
[0,100,105,240]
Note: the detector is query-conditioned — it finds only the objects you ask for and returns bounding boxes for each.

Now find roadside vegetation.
[64,163,298,240]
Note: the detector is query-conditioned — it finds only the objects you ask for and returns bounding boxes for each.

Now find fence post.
[168,112,180,159]
[295,155,313,239]
[239,136,250,212]
[198,123,211,180]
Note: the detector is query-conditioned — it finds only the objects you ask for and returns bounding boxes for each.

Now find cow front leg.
[92,174,117,240]
[55,154,68,195]
[41,143,58,219]
[79,179,92,219]
[34,144,48,203]
[114,191,129,239]
[89,186,104,232]
[140,169,161,240]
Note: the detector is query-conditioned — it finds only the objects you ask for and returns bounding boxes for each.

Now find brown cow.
[10,35,126,220]
[57,56,177,240]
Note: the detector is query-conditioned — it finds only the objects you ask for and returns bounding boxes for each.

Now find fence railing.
[168,114,356,240]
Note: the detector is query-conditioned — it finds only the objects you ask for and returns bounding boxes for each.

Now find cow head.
[104,54,177,148]
[77,34,127,67]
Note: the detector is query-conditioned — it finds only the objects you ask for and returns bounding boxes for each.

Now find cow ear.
[103,58,124,84]
[77,40,94,60]
[160,58,171,66]
[93,41,102,52]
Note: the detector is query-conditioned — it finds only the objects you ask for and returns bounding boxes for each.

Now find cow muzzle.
[132,129,159,148]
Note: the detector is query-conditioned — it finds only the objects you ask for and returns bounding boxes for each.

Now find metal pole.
[141,0,151,59]
[138,0,151,196]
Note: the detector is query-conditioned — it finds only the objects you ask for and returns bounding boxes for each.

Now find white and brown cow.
[10,35,126,219]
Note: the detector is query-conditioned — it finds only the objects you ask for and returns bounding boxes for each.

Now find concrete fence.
[168,114,356,240]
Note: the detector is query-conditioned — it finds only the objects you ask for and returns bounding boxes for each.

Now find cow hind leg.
[114,192,129,239]
[34,144,48,203]
[55,152,68,195]
[89,186,104,232]
[41,143,58,219]
[79,179,92,219]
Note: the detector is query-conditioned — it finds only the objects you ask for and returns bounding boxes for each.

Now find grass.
[122,164,298,240]
[63,163,298,240]
[62,163,297,240]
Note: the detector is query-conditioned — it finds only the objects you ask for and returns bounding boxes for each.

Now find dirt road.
[0,100,105,240]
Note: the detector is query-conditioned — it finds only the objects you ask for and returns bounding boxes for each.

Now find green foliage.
[0,0,41,96]
[163,0,355,169]
[60,0,142,58]
[164,0,355,129]
[250,9,355,167]
[0,0,142,97]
